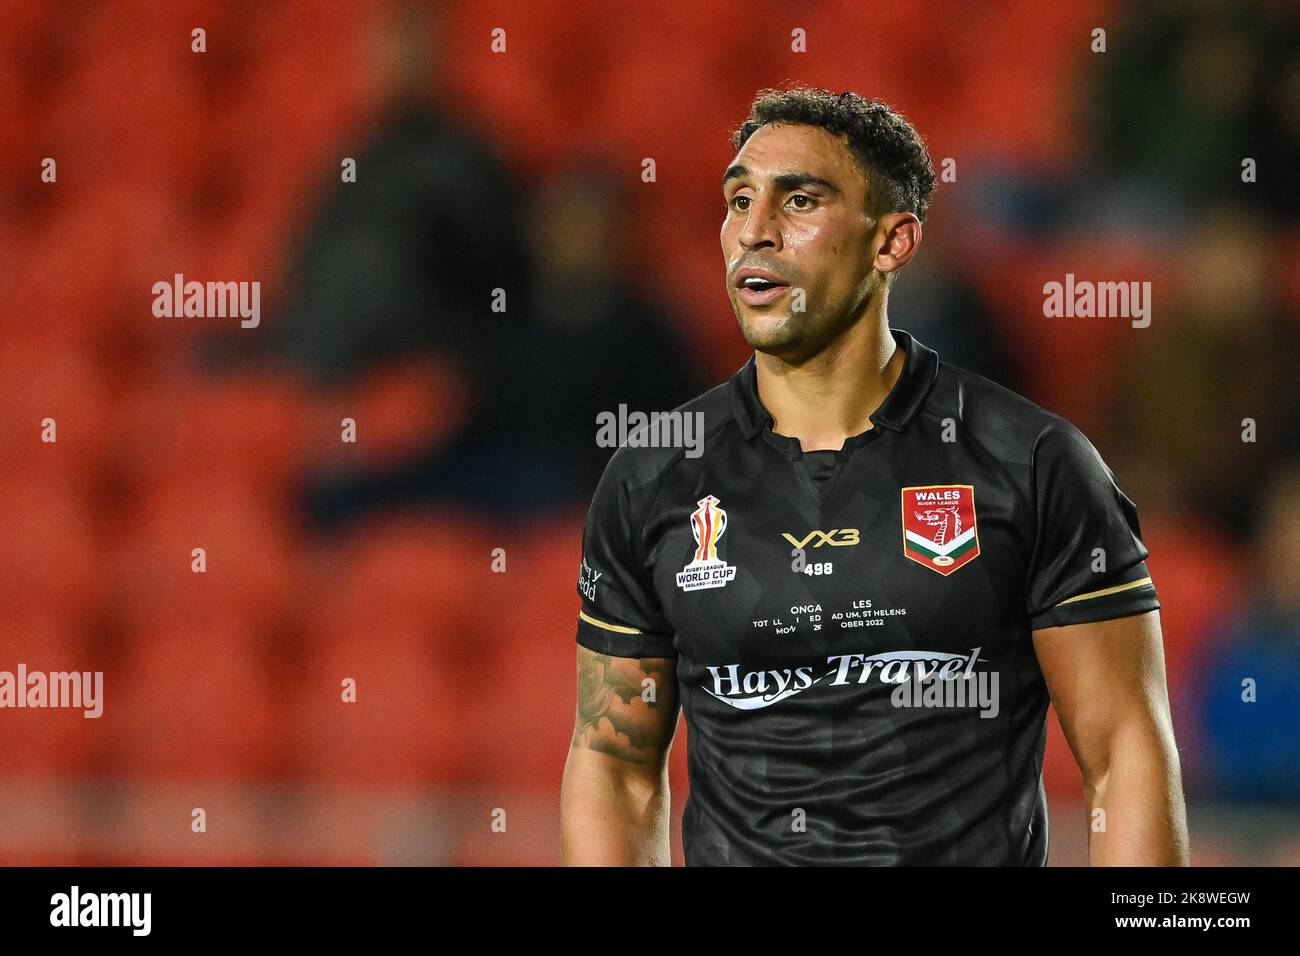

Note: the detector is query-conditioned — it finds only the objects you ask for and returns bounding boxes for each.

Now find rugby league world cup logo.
[676,494,738,592]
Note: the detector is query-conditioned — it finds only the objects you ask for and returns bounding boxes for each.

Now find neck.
[756,313,902,452]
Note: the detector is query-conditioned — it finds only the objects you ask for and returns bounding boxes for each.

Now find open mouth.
[736,273,791,306]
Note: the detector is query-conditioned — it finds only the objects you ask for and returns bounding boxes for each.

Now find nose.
[737,194,782,252]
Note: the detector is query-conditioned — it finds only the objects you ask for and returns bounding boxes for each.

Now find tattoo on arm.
[572,647,678,765]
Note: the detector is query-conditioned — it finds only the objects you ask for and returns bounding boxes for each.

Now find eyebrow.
[722,164,842,196]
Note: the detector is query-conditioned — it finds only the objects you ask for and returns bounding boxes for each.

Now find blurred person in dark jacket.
[269,2,526,380]
[1082,0,1300,228]
[887,224,1024,393]
[305,162,705,526]
[256,3,704,526]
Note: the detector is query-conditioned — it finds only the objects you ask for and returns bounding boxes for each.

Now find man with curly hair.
[561,87,1188,866]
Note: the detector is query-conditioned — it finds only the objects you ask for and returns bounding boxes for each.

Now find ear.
[873,212,922,278]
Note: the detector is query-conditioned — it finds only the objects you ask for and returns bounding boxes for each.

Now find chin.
[737,308,799,350]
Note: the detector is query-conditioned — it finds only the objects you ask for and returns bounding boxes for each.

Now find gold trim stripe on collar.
[1056,576,1153,607]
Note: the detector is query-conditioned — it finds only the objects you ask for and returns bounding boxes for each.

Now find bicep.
[570,644,679,767]
[1031,610,1174,782]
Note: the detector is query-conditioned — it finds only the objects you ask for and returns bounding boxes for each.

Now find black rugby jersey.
[574,327,1159,866]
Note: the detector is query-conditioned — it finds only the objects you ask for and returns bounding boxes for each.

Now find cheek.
[802,268,856,312]
[720,220,738,255]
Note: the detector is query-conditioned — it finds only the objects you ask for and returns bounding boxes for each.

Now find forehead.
[729,123,864,188]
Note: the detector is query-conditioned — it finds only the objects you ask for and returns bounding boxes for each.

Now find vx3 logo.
[781,529,860,549]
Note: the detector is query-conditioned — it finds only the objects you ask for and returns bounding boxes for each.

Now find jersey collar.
[730,327,940,441]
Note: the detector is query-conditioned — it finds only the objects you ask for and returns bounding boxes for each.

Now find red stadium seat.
[461,512,591,790]
[0,615,101,775]
[110,374,310,500]
[104,478,297,632]
[0,474,102,623]
[970,239,1175,433]
[300,514,498,654]
[110,620,283,779]
[284,630,468,786]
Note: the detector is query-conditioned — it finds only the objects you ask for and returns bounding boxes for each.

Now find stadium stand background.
[1,0,1298,864]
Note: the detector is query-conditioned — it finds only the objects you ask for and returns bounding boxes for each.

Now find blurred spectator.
[1191,463,1300,803]
[1104,204,1300,542]
[890,224,1025,392]
[1082,0,1300,226]
[304,162,705,527]
[268,2,527,381]
[246,2,705,527]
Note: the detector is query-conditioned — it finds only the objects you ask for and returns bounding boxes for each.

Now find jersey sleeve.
[574,455,676,658]
[1026,421,1160,629]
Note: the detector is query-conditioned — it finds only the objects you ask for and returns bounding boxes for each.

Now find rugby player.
[559,87,1189,865]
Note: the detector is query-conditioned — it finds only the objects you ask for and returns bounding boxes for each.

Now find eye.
[729,194,751,211]
[788,193,815,210]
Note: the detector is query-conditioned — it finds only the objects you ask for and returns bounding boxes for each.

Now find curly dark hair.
[731,86,936,223]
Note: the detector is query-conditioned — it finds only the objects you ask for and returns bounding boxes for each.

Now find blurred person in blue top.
[1193,463,1300,803]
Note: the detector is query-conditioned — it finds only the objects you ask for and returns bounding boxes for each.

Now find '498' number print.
[790,548,833,576]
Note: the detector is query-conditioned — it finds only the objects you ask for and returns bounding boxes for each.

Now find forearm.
[562,647,678,863]
[1084,718,1189,866]
[560,748,671,865]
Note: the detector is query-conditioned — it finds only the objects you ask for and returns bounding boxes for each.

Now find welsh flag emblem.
[901,484,980,576]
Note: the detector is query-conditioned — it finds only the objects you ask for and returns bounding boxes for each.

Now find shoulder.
[920,360,1105,475]
[592,373,741,500]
